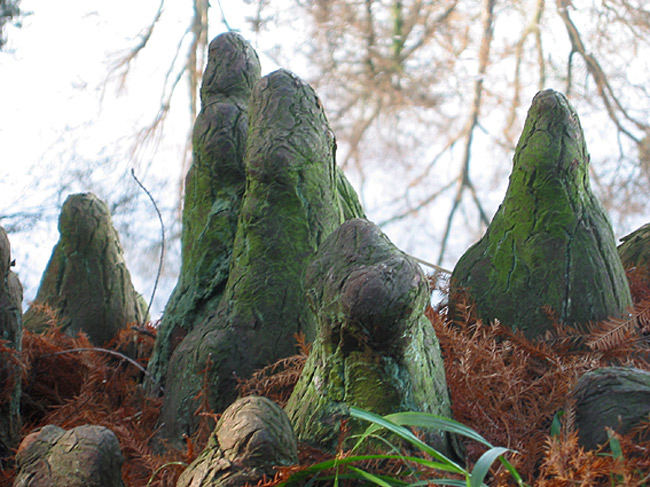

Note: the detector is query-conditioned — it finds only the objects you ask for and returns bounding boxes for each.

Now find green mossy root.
[450,89,631,339]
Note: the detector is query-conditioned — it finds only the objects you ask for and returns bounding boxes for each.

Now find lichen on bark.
[145,32,261,394]
[0,225,22,458]
[156,68,364,446]
[450,89,631,339]
[23,193,146,345]
[285,218,455,456]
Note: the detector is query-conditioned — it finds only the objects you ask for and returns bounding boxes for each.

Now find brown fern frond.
[237,355,306,407]
[293,331,311,356]
[237,333,310,407]
[191,354,218,452]
[585,314,643,352]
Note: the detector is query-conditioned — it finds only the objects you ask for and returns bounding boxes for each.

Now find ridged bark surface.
[23,193,146,345]
[0,226,22,458]
[450,89,631,339]
[157,69,364,446]
[618,222,650,280]
[176,396,297,487]
[286,218,455,456]
[14,424,124,487]
[145,32,261,393]
[572,367,650,449]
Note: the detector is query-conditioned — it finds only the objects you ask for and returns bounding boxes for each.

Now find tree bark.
[145,32,261,394]
[0,225,22,458]
[286,218,456,456]
[450,89,631,339]
[156,68,364,447]
[23,193,146,345]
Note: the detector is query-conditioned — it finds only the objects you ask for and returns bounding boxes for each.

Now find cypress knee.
[286,218,455,456]
[156,69,364,446]
[145,32,261,393]
[618,222,650,282]
[23,193,146,345]
[176,396,297,487]
[0,226,22,458]
[450,89,631,339]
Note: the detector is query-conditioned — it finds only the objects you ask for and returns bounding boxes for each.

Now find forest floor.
[1,269,648,486]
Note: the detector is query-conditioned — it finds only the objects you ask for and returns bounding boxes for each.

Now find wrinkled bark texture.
[618,222,650,281]
[177,396,297,487]
[572,367,650,450]
[145,33,261,394]
[14,424,124,487]
[0,226,22,458]
[286,218,455,455]
[23,193,146,345]
[157,67,364,447]
[450,89,631,339]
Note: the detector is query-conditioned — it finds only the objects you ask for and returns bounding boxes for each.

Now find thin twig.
[41,347,161,390]
[438,0,495,264]
[409,255,452,275]
[131,169,165,322]
[216,0,233,31]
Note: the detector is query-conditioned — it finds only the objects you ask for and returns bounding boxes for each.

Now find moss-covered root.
[14,424,125,487]
[177,396,298,487]
[145,33,261,394]
[285,218,455,456]
[450,89,631,339]
[0,225,22,458]
[618,222,650,280]
[23,193,146,345]
[156,69,358,447]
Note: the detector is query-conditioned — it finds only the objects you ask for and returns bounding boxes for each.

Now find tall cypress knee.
[0,226,22,458]
[156,69,364,446]
[450,89,631,339]
[145,32,261,393]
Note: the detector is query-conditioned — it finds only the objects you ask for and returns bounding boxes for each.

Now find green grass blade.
[283,452,473,485]
[382,411,492,447]
[347,466,400,486]
[469,446,510,487]
[607,430,623,460]
[350,407,465,474]
[425,479,469,486]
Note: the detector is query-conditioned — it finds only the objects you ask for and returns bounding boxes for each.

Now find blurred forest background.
[1,0,649,317]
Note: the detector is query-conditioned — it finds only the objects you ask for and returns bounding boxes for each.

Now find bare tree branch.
[556,0,648,143]
[106,0,165,92]
[438,0,496,264]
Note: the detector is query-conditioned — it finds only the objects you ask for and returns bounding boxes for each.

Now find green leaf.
[382,411,492,447]
[550,411,564,437]
[607,430,623,460]
[425,480,469,486]
[347,466,398,486]
[349,407,465,474]
[470,446,510,487]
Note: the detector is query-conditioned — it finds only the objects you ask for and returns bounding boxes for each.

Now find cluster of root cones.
[0,268,648,486]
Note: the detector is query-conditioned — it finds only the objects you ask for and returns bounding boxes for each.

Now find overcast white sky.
[0,1,279,315]
[1,1,647,318]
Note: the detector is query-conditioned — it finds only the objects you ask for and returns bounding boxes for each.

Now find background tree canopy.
[1,0,649,316]
[0,0,20,49]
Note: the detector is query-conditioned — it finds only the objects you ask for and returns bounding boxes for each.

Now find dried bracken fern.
[2,276,648,486]
[237,333,309,407]
[434,271,650,485]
